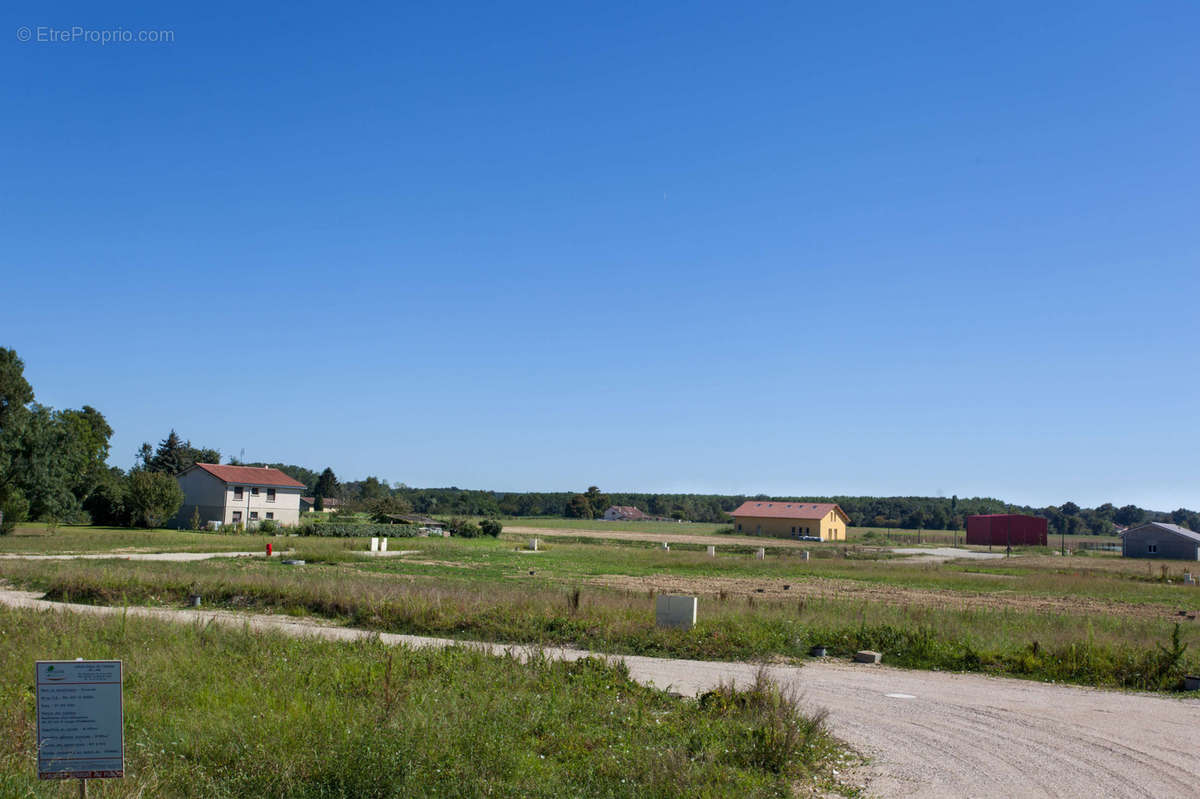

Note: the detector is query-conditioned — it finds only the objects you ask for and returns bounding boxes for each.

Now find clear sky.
[3,2,1198,510]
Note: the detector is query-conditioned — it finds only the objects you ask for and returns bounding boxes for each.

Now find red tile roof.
[729,501,846,521]
[192,463,306,488]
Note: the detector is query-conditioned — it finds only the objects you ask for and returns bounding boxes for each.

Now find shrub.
[258,519,278,534]
[299,522,418,538]
[480,519,503,537]
[0,486,29,535]
[456,522,482,539]
[127,471,184,528]
[445,517,482,538]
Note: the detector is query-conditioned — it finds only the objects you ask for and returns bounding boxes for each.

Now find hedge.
[299,523,421,538]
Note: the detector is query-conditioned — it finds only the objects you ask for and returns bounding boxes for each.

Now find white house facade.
[175,463,305,528]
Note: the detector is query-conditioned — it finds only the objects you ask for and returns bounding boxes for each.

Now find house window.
[250,511,259,521]
[736,524,742,532]
[267,488,276,502]
[234,486,243,500]
[232,511,242,523]
[251,487,260,497]
[1148,544,1157,554]
[266,512,274,520]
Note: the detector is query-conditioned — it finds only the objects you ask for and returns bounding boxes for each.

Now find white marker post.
[370,537,379,553]
[36,660,124,797]
[379,537,388,553]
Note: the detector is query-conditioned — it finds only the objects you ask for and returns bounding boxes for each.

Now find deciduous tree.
[128,471,184,528]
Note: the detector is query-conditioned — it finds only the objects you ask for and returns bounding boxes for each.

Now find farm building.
[1121,522,1200,560]
[728,501,849,541]
[300,496,342,513]
[604,505,648,521]
[965,514,1047,547]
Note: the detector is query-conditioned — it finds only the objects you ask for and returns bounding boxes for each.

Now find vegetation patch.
[0,606,845,798]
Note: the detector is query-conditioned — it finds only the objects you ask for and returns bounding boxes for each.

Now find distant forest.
[244,462,1200,536]
[6,344,1191,537]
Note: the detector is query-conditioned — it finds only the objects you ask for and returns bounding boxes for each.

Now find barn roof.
[729,501,848,521]
[1123,522,1200,544]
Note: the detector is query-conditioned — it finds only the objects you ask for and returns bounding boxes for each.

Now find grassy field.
[3,530,1197,692]
[0,606,846,798]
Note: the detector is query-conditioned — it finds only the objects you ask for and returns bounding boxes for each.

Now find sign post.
[35,660,124,796]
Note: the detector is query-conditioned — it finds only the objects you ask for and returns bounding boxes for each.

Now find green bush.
[480,519,503,537]
[258,519,279,534]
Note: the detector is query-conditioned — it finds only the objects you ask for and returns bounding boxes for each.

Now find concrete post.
[380,538,388,553]
[370,537,379,552]
[655,595,697,630]
[706,545,715,557]
[529,538,539,551]
[803,551,810,561]
[756,547,765,560]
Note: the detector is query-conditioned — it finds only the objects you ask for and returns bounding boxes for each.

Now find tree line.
[3,346,1197,535]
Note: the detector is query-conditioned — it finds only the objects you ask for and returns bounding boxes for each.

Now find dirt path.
[0,551,286,562]
[506,525,821,549]
[2,589,1196,798]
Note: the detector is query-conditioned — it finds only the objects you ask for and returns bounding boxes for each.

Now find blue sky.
[3,2,1198,509]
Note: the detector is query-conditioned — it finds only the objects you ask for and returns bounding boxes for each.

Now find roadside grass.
[5,550,1197,692]
[0,606,845,798]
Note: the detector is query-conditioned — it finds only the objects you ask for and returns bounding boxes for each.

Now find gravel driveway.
[2,589,1196,798]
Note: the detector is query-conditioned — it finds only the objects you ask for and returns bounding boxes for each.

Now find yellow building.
[729,501,849,541]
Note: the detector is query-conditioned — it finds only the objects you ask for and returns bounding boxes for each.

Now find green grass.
[0,524,287,554]
[0,606,846,798]
[4,528,1198,692]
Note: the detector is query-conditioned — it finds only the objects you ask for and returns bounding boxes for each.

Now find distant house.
[728,501,849,541]
[175,463,305,528]
[1121,522,1200,560]
[604,505,649,521]
[300,496,342,513]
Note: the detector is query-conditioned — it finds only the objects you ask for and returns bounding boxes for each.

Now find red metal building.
[965,514,1047,547]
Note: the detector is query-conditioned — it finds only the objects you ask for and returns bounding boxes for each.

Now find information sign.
[35,660,124,780]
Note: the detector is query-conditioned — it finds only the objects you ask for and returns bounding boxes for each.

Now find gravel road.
[2,589,1196,798]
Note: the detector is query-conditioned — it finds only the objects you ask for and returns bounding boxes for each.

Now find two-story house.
[174,463,305,528]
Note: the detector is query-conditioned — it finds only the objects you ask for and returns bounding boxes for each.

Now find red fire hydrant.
[265,543,273,557]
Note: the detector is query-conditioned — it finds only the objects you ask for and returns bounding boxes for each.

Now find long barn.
[965,514,1047,547]
[1121,522,1200,560]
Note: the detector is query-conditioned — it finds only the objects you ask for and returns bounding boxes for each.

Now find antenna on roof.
[239,447,245,465]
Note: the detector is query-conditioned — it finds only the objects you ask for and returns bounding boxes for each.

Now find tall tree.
[139,430,220,475]
[0,349,35,529]
[585,486,609,518]
[565,493,593,519]
[313,467,338,511]
[1114,504,1145,527]
[127,471,184,528]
